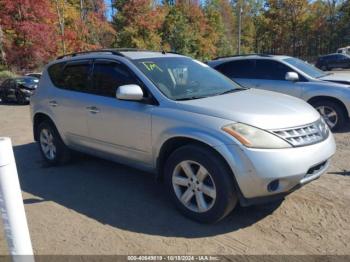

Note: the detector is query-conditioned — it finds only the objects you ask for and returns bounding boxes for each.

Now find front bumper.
[214,133,336,203]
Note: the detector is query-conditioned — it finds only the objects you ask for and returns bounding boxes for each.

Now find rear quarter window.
[48,62,66,88]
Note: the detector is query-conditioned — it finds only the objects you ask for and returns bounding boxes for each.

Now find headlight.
[222,123,292,149]
[318,117,330,138]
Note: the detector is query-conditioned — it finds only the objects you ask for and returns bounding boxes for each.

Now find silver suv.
[208,55,350,131]
[31,50,336,223]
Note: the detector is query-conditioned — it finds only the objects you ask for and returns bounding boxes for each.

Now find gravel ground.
[0,103,349,256]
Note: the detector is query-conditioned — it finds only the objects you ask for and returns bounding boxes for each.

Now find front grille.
[272,119,328,147]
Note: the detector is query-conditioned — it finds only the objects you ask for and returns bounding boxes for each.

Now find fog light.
[267,179,279,192]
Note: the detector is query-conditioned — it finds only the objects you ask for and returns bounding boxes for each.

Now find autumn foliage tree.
[1,0,350,71]
[53,0,115,55]
[113,0,165,50]
[0,0,59,70]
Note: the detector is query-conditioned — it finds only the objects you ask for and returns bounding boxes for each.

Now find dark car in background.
[0,76,39,104]
[315,53,350,71]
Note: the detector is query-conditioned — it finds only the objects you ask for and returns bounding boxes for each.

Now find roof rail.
[56,49,129,60]
[56,48,183,60]
[212,53,273,60]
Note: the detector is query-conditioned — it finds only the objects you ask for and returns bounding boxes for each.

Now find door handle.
[49,100,58,107]
[86,106,100,114]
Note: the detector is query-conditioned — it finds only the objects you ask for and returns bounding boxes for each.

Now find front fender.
[152,126,232,168]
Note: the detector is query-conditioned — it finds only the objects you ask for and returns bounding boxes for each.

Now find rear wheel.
[311,100,346,131]
[37,121,71,165]
[164,144,238,223]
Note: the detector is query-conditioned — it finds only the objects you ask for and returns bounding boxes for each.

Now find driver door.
[85,59,153,165]
[250,59,303,98]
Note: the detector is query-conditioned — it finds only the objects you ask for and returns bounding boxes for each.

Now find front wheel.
[312,100,346,131]
[164,144,238,223]
[37,121,71,165]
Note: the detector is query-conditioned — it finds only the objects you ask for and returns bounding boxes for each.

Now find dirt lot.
[0,103,349,256]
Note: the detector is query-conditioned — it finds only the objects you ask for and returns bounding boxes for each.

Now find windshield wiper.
[215,87,248,96]
[175,87,248,101]
[175,95,209,101]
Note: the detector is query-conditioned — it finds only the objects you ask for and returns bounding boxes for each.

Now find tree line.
[0,0,349,71]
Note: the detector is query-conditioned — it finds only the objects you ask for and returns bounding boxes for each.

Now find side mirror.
[285,72,299,82]
[116,84,144,101]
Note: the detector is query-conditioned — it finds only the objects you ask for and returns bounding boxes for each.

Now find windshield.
[16,77,39,85]
[284,57,326,79]
[134,57,242,100]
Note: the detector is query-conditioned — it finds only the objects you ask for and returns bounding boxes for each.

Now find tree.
[0,0,59,70]
[204,0,235,57]
[162,1,215,59]
[0,24,6,67]
[113,0,165,50]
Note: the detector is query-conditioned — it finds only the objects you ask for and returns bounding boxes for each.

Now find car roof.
[55,49,185,62]
[208,54,291,67]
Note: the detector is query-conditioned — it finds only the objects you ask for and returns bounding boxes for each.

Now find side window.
[215,60,255,79]
[48,62,66,88]
[255,60,291,80]
[92,61,139,97]
[61,62,92,92]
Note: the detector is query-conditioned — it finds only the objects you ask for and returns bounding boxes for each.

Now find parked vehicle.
[315,53,350,71]
[31,49,335,223]
[0,76,39,104]
[208,54,350,130]
[337,46,350,55]
[25,73,42,79]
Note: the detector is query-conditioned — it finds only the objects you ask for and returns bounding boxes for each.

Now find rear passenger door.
[48,60,92,146]
[215,60,256,88]
[251,59,303,97]
[86,59,153,165]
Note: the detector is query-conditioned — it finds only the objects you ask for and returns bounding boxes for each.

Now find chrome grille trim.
[271,119,329,147]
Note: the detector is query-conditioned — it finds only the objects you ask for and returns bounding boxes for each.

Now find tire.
[37,121,71,165]
[164,144,238,223]
[311,100,346,131]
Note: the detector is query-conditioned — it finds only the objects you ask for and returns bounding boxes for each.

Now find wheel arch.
[33,113,56,141]
[307,96,349,119]
[156,136,234,181]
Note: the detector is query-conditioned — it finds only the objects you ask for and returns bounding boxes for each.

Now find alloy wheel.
[172,160,216,213]
[40,128,56,160]
[316,106,338,129]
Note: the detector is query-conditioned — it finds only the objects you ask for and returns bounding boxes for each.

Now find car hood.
[319,73,350,85]
[176,89,320,130]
